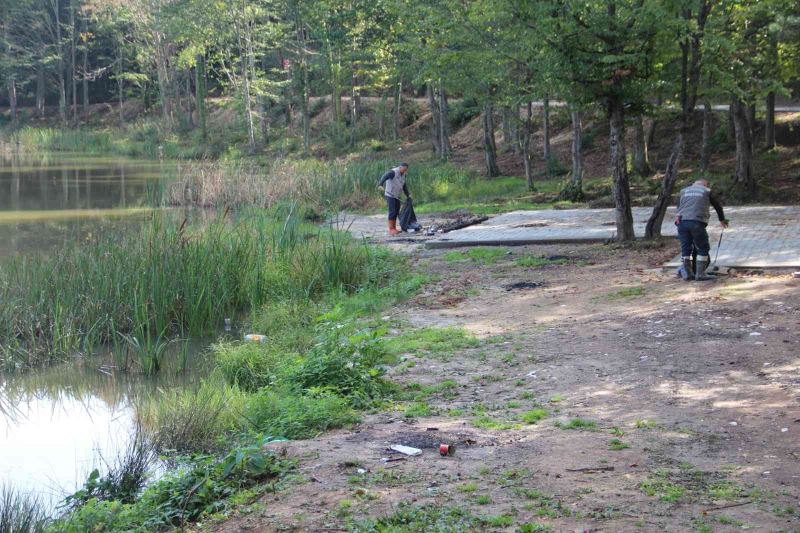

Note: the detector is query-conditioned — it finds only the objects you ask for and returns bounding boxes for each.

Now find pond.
[0,151,210,509]
[0,151,175,256]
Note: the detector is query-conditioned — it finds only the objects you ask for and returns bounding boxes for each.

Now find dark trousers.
[677,219,710,258]
[386,196,401,221]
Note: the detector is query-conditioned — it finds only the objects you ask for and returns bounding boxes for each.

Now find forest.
[1,0,799,240]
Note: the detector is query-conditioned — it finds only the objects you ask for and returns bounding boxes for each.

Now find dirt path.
[213,242,800,532]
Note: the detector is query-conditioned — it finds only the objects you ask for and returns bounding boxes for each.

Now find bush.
[0,485,50,533]
[245,389,358,439]
[54,438,291,531]
[449,97,481,130]
[215,342,296,392]
[140,380,247,454]
[286,329,390,405]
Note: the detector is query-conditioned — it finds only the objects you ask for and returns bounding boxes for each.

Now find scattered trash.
[381,457,406,464]
[390,444,422,456]
[793,272,800,279]
[781,428,789,433]
[439,443,455,456]
[244,334,267,343]
[729,421,738,426]
[425,427,439,432]
[357,468,367,474]
[224,318,232,332]
[749,332,762,336]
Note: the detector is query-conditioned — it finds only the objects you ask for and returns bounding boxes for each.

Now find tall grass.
[0,206,375,371]
[167,157,476,212]
[0,486,50,533]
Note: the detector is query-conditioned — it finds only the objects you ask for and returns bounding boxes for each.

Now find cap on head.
[695,178,710,188]
[399,162,409,169]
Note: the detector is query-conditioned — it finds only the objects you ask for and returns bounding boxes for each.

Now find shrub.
[0,486,50,533]
[215,342,295,392]
[245,389,358,439]
[140,380,247,454]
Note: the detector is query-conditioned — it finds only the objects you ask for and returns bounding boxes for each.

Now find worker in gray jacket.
[675,179,729,281]
[378,163,410,236]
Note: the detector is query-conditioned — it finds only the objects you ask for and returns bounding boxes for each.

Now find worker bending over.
[675,179,729,281]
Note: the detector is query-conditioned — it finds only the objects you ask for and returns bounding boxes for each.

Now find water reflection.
[0,348,209,508]
[0,151,175,256]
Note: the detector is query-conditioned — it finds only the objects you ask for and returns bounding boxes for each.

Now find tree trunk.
[765,91,775,149]
[560,108,583,200]
[438,86,452,159]
[82,15,89,116]
[154,31,173,126]
[542,96,551,169]
[727,99,735,144]
[609,99,635,242]
[259,55,270,144]
[350,76,360,146]
[196,54,207,141]
[70,1,77,124]
[699,101,713,172]
[732,97,755,195]
[427,84,441,157]
[392,79,402,140]
[7,77,18,129]
[236,20,256,153]
[632,115,651,176]
[54,0,67,124]
[116,41,124,126]
[482,99,500,177]
[746,103,756,144]
[500,107,513,153]
[36,62,45,118]
[522,102,534,191]
[645,116,657,149]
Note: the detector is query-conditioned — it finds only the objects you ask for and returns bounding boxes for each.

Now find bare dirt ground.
[213,241,800,532]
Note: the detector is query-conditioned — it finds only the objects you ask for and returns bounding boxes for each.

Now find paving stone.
[426,206,800,269]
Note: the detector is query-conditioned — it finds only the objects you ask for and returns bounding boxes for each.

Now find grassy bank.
[0,206,379,371]
[36,209,428,530]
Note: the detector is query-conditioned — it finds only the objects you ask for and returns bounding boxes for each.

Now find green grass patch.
[350,504,480,532]
[472,416,520,431]
[442,247,507,265]
[475,495,491,505]
[554,418,597,430]
[384,327,480,360]
[403,402,434,418]
[521,409,549,424]
[608,439,630,451]
[515,255,568,268]
[605,286,645,300]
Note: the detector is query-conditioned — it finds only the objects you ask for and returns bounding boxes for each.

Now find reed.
[0,485,50,533]
[0,208,373,371]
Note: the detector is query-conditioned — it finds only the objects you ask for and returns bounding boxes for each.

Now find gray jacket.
[676,183,725,224]
[378,167,409,199]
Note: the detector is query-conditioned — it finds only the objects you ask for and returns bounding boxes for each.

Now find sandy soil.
[213,241,800,532]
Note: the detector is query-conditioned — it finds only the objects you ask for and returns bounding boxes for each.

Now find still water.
[0,151,207,508]
[0,151,174,256]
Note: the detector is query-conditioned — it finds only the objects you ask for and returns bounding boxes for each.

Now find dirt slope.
[212,243,800,532]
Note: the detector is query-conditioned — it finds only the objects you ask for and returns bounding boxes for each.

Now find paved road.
[425,206,800,269]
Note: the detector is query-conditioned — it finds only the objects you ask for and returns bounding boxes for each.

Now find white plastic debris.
[244,334,267,343]
[781,428,789,433]
[390,445,422,456]
[749,332,762,336]
[729,421,738,426]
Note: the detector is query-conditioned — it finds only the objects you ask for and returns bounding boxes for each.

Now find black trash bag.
[399,198,421,232]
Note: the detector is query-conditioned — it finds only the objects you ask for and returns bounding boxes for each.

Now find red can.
[439,443,455,456]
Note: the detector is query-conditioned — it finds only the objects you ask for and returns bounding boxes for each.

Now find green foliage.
[0,209,374,371]
[554,418,597,430]
[0,486,50,533]
[515,255,568,268]
[245,389,358,439]
[521,408,548,424]
[605,286,645,300]
[442,247,507,264]
[350,504,480,532]
[608,439,630,451]
[384,327,480,360]
[53,438,291,531]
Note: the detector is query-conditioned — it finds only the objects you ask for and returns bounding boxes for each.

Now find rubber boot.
[388,219,400,236]
[680,257,694,281]
[695,256,713,281]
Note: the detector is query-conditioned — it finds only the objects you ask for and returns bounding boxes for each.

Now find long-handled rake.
[710,228,725,273]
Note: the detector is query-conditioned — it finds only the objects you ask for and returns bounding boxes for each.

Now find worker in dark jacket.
[378,163,410,236]
[675,179,729,281]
